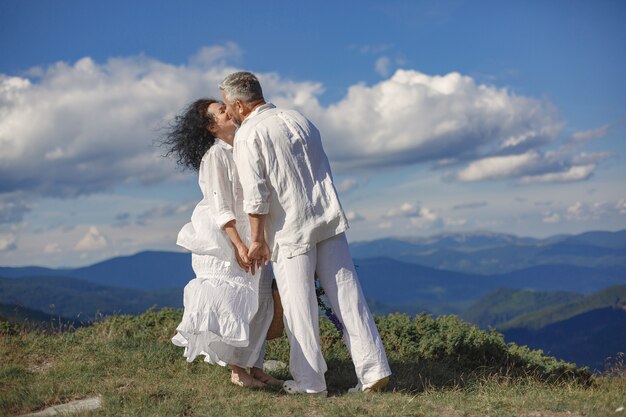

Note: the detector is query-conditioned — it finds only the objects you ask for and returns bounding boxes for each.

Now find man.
[219,72,391,396]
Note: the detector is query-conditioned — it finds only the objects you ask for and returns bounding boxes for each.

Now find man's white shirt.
[233,103,348,261]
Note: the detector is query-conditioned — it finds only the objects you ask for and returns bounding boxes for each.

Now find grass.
[1,308,624,417]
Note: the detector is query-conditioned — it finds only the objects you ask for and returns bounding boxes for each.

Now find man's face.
[207,102,236,137]
[221,91,243,127]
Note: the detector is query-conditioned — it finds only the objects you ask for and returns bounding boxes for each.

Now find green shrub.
[265,311,591,390]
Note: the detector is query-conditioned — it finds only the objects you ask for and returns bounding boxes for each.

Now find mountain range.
[350,230,626,274]
[1,229,625,370]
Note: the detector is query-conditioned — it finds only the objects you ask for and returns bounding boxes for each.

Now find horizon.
[1,227,622,269]
[1,1,625,267]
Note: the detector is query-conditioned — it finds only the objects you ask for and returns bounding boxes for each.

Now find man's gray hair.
[219,72,264,103]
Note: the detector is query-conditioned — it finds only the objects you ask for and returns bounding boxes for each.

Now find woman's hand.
[248,240,270,275]
[234,243,251,272]
[223,220,253,273]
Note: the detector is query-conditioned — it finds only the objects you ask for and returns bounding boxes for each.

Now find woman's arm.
[205,149,251,272]
[223,219,251,272]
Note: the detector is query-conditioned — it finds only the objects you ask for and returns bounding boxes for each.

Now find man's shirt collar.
[241,102,275,126]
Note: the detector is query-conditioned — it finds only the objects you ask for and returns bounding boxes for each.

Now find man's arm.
[234,133,271,273]
[248,213,270,274]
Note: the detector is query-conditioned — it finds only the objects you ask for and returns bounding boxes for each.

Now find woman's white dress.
[172,139,274,368]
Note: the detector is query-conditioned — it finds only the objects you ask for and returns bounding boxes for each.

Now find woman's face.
[207,102,236,138]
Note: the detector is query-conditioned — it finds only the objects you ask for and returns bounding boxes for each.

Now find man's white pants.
[272,232,391,393]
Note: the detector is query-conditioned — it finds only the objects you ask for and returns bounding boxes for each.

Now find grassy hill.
[2,309,624,417]
[498,284,626,330]
[0,302,83,331]
[461,288,584,329]
[0,276,182,320]
[503,307,626,371]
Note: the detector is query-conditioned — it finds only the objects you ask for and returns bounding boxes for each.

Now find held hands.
[234,243,251,273]
[247,240,270,275]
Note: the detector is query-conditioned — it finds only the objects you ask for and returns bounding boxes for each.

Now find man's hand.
[247,240,270,275]
[234,243,251,272]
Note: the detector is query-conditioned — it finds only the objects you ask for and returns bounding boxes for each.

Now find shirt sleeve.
[234,134,270,215]
[204,149,237,229]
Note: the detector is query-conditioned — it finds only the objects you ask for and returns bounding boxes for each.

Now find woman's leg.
[230,364,266,388]
[249,266,284,387]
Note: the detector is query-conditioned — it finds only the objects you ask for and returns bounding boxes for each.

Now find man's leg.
[273,248,327,393]
[316,233,391,386]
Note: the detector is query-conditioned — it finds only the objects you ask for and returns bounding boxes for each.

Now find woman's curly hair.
[161,98,219,171]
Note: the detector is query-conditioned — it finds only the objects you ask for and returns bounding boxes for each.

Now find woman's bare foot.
[250,366,284,387]
[230,365,267,389]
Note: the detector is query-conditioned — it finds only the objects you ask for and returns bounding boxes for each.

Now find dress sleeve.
[234,134,270,215]
[204,149,237,229]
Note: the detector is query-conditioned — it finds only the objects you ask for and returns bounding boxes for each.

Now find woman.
[163,98,282,388]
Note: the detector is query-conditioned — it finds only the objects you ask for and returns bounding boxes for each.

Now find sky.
[0,0,625,267]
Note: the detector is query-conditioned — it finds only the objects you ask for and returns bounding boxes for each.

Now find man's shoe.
[348,376,389,393]
[282,380,328,397]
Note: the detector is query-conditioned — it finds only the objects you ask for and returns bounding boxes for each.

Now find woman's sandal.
[230,372,268,389]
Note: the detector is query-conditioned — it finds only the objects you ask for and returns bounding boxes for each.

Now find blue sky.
[1,0,625,267]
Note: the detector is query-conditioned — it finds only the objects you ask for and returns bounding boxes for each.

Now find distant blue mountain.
[461,288,585,329]
[350,230,626,274]
[2,229,624,372]
[356,259,625,309]
[70,251,193,289]
[0,229,624,315]
[0,251,193,290]
[562,230,626,249]
[502,307,626,370]
[0,275,182,319]
[0,266,68,278]
[0,301,84,329]
[356,257,490,304]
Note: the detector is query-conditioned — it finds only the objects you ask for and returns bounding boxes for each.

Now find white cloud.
[409,207,442,229]
[570,125,609,143]
[565,201,608,221]
[519,164,596,184]
[385,202,420,218]
[346,210,365,222]
[377,221,393,229]
[0,45,612,208]
[383,202,451,230]
[571,152,615,166]
[0,195,31,223]
[314,70,562,171]
[454,144,608,184]
[188,43,243,67]
[375,57,392,77]
[0,233,17,251]
[137,202,195,223]
[453,202,487,210]
[44,243,61,253]
[531,199,626,225]
[356,43,393,55]
[456,152,540,182]
[0,49,240,198]
[75,226,109,250]
[444,217,467,227]
[542,211,561,224]
[336,178,359,194]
